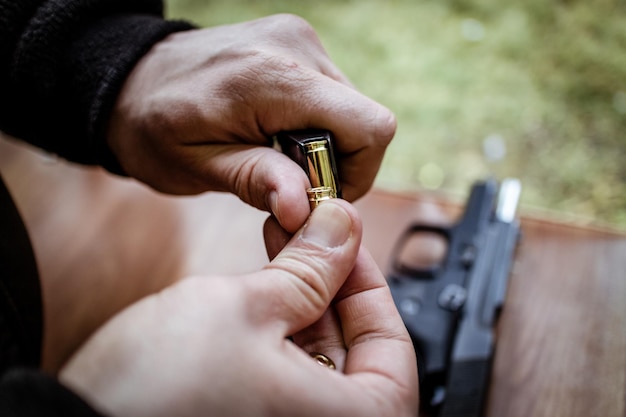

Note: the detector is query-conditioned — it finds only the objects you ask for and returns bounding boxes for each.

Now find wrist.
[69,14,195,174]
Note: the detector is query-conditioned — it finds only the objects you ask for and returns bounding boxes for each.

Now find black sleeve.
[0,369,105,417]
[0,0,195,173]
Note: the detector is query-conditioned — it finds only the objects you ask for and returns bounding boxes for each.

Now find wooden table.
[1,135,624,417]
[358,187,626,417]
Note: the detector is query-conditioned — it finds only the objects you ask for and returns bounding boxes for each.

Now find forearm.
[0,0,194,172]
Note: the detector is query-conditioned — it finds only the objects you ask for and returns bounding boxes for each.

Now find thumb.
[196,145,313,233]
[245,199,362,335]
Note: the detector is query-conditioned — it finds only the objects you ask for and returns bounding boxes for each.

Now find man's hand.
[106,14,396,233]
[60,200,418,417]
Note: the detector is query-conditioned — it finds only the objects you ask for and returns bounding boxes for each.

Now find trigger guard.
[391,224,451,279]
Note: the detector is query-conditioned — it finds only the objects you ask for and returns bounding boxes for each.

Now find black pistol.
[388,178,521,417]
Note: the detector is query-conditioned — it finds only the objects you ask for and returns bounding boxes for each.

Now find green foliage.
[166,0,626,228]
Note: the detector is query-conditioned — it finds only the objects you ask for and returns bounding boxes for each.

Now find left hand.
[60,200,419,417]
[106,14,396,233]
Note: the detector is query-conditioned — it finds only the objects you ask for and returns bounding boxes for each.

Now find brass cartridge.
[276,130,341,210]
[302,139,338,198]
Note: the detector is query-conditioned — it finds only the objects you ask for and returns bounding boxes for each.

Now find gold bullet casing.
[276,130,341,210]
[303,140,339,195]
[302,139,338,209]
[307,186,335,210]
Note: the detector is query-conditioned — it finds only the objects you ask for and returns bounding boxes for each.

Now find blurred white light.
[461,18,485,42]
[419,163,445,189]
[483,133,506,163]
[613,91,626,114]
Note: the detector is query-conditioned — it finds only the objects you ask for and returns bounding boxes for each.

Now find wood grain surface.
[1,135,624,417]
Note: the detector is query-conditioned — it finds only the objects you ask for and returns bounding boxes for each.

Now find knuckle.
[269,13,317,39]
[375,107,397,146]
[270,253,334,312]
[231,150,267,205]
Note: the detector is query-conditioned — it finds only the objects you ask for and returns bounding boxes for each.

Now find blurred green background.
[166,0,626,228]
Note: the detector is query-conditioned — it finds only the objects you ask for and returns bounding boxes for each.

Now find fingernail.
[301,202,352,248]
[268,191,279,219]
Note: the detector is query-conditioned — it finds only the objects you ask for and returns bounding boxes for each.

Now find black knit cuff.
[68,14,196,175]
[0,369,104,417]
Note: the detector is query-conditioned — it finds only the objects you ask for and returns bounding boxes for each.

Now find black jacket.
[0,1,193,414]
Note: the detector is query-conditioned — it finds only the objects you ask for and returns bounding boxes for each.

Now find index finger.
[335,247,419,413]
[261,69,396,202]
[300,78,397,202]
